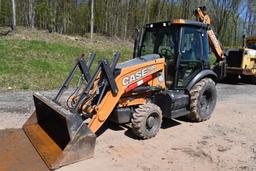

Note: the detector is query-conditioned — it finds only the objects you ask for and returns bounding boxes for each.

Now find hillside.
[0,28,133,91]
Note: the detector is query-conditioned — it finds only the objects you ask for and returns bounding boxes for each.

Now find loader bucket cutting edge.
[23,93,96,170]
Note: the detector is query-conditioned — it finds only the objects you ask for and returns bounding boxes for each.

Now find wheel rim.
[145,113,160,133]
[200,89,213,116]
[146,116,155,129]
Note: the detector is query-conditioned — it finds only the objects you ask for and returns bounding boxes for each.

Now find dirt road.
[0,83,255,171]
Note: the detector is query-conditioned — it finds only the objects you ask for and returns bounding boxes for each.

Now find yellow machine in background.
[195,6,256,84]
[225,36,256,83]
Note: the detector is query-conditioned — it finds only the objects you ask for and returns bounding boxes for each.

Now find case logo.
[122,65,156,86]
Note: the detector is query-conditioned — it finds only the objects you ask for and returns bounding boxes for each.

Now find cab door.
[176,26,204,88]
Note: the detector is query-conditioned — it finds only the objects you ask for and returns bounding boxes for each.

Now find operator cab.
[138,20,210,89]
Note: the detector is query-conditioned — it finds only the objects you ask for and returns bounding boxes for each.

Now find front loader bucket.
[23,92,96,170]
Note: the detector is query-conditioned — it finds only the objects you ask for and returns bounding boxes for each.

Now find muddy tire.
[131,103,162,139]
[187,78,217,122]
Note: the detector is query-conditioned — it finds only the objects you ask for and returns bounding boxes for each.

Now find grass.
[0,28,133,91]
[0,28,219,91]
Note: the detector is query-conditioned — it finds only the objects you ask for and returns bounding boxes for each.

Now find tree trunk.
[63,1,67,34]
[90,0,94,39]
[248,12,252,35]
[243,7,249,33]
[124,0,130,40]
[142,0,148,26]
[157,0,165,21]
[54,1,57,32]
[11,0,16,31]
[114,0,120,37]
[181,0,189,19]
[29,0,35,28]
[104,0,108,34]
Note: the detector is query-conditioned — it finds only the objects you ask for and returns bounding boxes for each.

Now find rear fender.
[186,70,218,91]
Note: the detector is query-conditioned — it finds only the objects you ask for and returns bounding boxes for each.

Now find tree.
[230,0,242,46]
[11,0,16,30]
[29,0,35,28]
[90,0,94,39]
[124,0,130,39]
[0,0,249,46]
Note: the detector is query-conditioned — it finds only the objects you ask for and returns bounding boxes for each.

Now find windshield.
[139,26,180,60]
[247,41,256,50]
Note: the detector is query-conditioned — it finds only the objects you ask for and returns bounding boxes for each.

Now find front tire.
[187,78,217,122]
[131,103,162,139]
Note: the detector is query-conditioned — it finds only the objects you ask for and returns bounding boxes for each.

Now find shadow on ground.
[96,117,183,140]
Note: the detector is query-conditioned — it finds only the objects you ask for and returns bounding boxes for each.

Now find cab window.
[177,26,203,87]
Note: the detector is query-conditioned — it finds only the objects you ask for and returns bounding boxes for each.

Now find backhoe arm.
[195,7,225,61]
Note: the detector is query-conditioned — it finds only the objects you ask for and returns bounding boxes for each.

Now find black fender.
[186,70,218,91]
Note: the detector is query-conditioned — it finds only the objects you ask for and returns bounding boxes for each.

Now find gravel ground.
[0,83,256,171]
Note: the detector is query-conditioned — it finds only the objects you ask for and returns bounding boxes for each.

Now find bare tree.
[142,0,148,26]
[113,0,121,37]
[181,0,190,19]
[90,0,94,39]
[29,0,35,28]
[210,0,232,40]
[124,0,130,39]
[157,0,166,21]
[230,0,242,46]
[243,4,249,34]
[11,0,16,31]
[247,0,256,35]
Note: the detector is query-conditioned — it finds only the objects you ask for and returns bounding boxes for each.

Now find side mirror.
[133,28,141,58]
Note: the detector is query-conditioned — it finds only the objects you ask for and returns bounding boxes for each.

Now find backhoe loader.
[4,7,226,170]
[225,35,256,83]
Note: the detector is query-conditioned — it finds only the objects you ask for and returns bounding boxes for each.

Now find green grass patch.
[0,38,132,91]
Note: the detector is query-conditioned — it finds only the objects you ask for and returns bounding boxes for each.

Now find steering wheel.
[160,48,175,60]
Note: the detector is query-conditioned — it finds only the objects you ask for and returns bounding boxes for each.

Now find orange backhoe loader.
[5,7,227,170]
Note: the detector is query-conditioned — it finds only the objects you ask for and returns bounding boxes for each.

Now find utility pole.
[11,0,16,31]
[90,0,94,39]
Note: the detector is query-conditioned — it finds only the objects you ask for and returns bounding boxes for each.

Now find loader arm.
[88,57,165,132]
[194,7,225,61]
[22,55,165,169]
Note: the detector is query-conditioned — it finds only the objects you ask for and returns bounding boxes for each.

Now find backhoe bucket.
[23,92,96,170]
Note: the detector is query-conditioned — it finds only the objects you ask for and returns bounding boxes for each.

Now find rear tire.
[187,78,217,122]
[131,103,162,139]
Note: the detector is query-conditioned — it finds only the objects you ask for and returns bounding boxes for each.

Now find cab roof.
[145,19,207,29]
